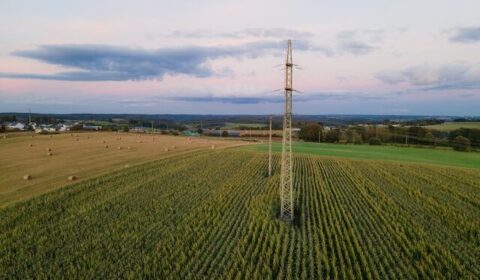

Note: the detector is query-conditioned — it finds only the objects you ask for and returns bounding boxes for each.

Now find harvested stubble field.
[0,132,244,207]
[424,121,480,132]
[0,150,479,279]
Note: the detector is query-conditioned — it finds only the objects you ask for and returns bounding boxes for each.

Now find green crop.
[1,150,479,279]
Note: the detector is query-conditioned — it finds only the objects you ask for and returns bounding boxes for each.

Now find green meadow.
[241,142,480,169]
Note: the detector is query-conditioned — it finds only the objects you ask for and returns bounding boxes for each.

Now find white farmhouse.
[56,124,70,132]
[6,122,26,131]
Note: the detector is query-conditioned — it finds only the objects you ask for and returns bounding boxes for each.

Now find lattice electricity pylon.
[268,115,272,177]
[280,39,294,222]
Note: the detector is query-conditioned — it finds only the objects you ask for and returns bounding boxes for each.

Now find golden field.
[0,132,245,207]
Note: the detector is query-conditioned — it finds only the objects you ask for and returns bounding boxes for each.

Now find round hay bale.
[102,140,106,143]
[164,148,169,152]
[46,148,51,152]
[68,175,77,181]
[127,146,131,150]
[117,146,122,150]
[172,145,176,149]
[124,164,130,168]
[47,152,53,156]
[104,145,109,148]
[137,140,142,143]
[28,144,33,147]
[23,175,32,180]
[75,138,79,141]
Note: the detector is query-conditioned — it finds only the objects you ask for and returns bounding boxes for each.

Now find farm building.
[203,129,241,137]
[6,122,26,131]
[130,127,146,133]
[83,125,102,131]
[55,124,71,131]
[182,131,200,137]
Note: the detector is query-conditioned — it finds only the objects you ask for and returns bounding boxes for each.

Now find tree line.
[299,123,479,152]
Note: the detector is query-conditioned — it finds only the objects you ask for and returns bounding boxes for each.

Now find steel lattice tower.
[268,115,272,177]
[280,40,294,221]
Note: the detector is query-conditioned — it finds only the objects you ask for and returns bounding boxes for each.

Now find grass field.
[0,132,244,207]
[425,121,480,131]
[242,142,480,168]
[1,150,479,279]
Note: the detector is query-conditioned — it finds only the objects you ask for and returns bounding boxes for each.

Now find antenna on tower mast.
[280,39,294,222]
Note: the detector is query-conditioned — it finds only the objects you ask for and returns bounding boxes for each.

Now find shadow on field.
[271,199,301,227]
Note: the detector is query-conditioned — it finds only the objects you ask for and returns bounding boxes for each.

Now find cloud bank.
[114,91,387,106]
[167,28,315,39]
[336,31,378,55]
[376,63,480,90]
[0,42,294,81]
[450,27,480,43]
[0,27,389,82]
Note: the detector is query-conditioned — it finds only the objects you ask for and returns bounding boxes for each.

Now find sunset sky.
[1,0,479,115]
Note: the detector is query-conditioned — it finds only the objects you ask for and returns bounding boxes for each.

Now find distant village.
[1,120,296,139]
[2,121,101,134]
[1,119,305,139]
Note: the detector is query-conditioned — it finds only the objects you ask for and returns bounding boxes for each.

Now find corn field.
[1,150,479,279]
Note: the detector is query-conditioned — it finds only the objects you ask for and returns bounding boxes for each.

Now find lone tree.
[325,128,341,143]
[453,136,471,151]
[221,130,229,137]
[299,123,322,142]
[369,137,382,145]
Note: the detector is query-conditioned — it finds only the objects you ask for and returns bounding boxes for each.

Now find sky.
[0,0,479,115]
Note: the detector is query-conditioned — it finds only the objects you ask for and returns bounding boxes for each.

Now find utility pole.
[318,130,321,143]
[151,120,154,132]
[268,115,272,177]
[28,108,31,124]
[280,40,294,222]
